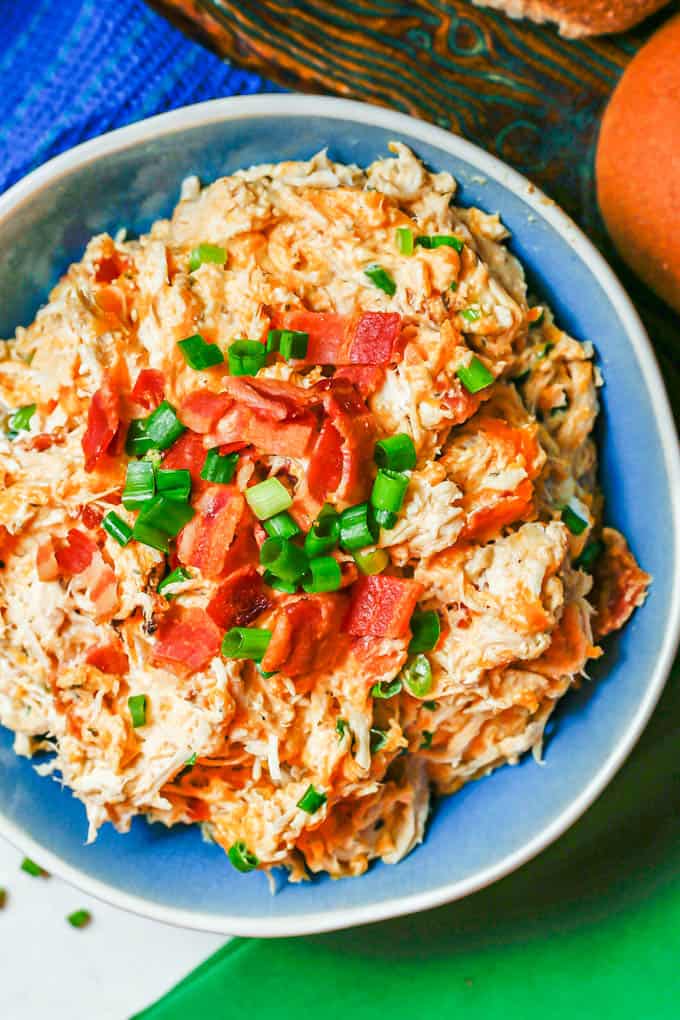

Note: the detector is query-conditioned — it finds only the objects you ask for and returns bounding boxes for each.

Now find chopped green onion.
[222,626,272,661]
[456,356,494,394]
[8,403,36,434]
[125,418,150,456]
[128,694,147,727]
[245,477,292,520]
[561,505,589,536]
[396,226,414,255]
[415,234,464,253]
[370,728,388,754]
[420,730,434,750]
[266,328,309,359]
[374,433,416,472]
[184,752,197,768]
[263,511,300,540]
[228,841,259,873]
[21,857,45,877]
[156,467,192,502]
[257,665,278,679]
[263,570,298,594]
[189,243,226,272]
[460,306,482,324]
[512,369,531,385]
[102,511,133,547]
[67,909,91,929]
[353,547,389,575]
[374,508,398,530]
[177,333,224,369]
[371,468,409,514]
[260,537,308,583]
[144,400,186,452]
[449,280,459,291]
[423,700,438,711]
[297,785,327,814]
[336,718,348,739]
[408,610,441,654]
[339,502,379,551]
[534,342,554,360]
[122,460,155,509]
[574,539,604,572]
[157,566,191,598]
[364,264,396,297]
[137,495,195,537]
[201,448,238,484]
[304,512,340,558]
[402,654,433,697]
[371,678,403,699]
[131,519,170,553]
[302,556,342,593]
[227,339,266,377]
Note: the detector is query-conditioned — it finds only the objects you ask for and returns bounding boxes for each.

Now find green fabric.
[136,659,680,1020]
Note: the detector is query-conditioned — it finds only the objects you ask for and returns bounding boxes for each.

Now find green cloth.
[137,659,680,1020]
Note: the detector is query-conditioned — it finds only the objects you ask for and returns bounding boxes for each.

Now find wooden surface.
[146,0,679,404]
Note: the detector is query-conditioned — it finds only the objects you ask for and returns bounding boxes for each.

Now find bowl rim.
[0,93,678,938]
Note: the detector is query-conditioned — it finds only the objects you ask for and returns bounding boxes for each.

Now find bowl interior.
[0,101,676,933]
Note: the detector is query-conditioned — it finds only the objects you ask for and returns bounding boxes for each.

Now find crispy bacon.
[177,485,245,579]
[349,312,402,364]
[80,504,104,530]
[162,431,208,486]
[131,369,165,411]
[276,310,402,366]
[207,566,271,630]
[94,250,128,283]
[592,528,651,638]
[179,390,233,433]
[334,364,386,398]
[221,508,260,574]
[260,594,349,677]
[314,378,375,504]
[85,642,130,675]
[209,378,318,458]
[307,419,343,503]
[55,529,97,575]
[82,556,118,619]
[343,575,423,638]
[153,607,222,675]
[82,377,121,471]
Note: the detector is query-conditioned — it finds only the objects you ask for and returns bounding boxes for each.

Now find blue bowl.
[0,96,678,936]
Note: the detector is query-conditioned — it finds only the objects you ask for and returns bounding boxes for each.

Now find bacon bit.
[55,529,97,576]
[443,380,483,426]
[82,557,119,620]
[209,405,316,459]
[207,566,271,630]
[315,378,376,504]
[0,526,18,567]
[85,642,130,675]
[349,311,402,364]
[28,434,58,452]
[334,363,386,398]
[177,485,245,579]
[153,606,223,675]
[222,509,260,573]
[36,540,59,582]
[461,478,535,543]
[94,251,128,283]
[343,575,424,638]
[131,369,165,411]
[179,391,233,433]
[219,441,250,455]
[162,430,208,486]
[592,528,651,638]
[261,594,349,677]
[276,310,402,366]
[102,490,123,505]
[80,504,104,530]
[531,603,600,678]
[186,797,211,822]
[307,419,343,503]
[82,377,121,472]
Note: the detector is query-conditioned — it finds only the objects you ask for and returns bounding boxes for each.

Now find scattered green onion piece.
[534,342,554,361]
[423,700,438,711]
[273,329,309,360]
[371,678,403,699]
[189,243,226,272]
[200,448,238,485]
[263,511,301,540]
[122,460,156,509]
[21,857,45,877]
[304,512,340,558]
[353,547,389,576]
[370,728,388,754]
[336,718,348,739]
[258,666,278,679]
[145,400,186,452]
[374,508,398,530]
[339,502,379,551]
[561,505,589,536]
[245,477,292,520]
[8,403,36,434]
[408,610,441,655]
[371,468,409,514]
[364,264,396,296]
[265,329,282,354]
[302,556,342,593]
[456,356,494,394]
[228,841,259,873]
[449,280,459,291]
[460,306,482,324]
[131,519,170,553]
[128,694,147,728]
[125,418,151,456]
[297,785,327,814]
[263,570,298,594]
[222,626,272,661]
[402,654,433,697]
[102,511,133,547]
[374,433,416,472]
[0,888,6,908]
[227,339,266,377]
[137,495,195,537]
[574,539,604,572]
[396,226,414,255]
[156,467,192,502]
[415,234,464,253]
[157,566,191,598]
[67,909,91,929]
[260,537,308,583]
[420,730,434,750]
[177,333,224,369]
[513,369,531,385]
[184,752,197,768]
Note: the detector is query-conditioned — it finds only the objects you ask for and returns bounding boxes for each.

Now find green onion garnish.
[374,433,416,473]
[128,694,147,728]
[534,342,554,360]
[371,678,403,699]
[228,841,259,873]
[336,718,348,739]
[263,570,298,594]
[450,280,459,291]
[460,306,482,324]
[260,537,308,583]
[402,654,433,697]
[408,610,440,654]
[297,785,327,814]
[302,556,342,593]
[456,356,494,394]
[221,626,272,661]
[200,448,238,485]
[67,909,91,929]
[415,234,464,253]
[339,502,379,551]
[370,728,388,754]
[102,510,133,547]
[263,511,301,540]
[245,477,292,520]
[304,512,340,558]
[125,418,150,456]
[374,508,398,530]
[227,339,266,377]
[131,519,170,553]
[364,264,396,296]
[157,566,191,598]
[8,403,36,434]
[420,730,434,750]
[156,467,192,502]
[177,333,224,370]
[137,495,195,537]
[423,700,438,711]
[21,857,45,877]
[266,329,309,360]
[184,751,197,768]
[574,539,604,572]
[353,547,389,576]
[189,243,227,272]
[396,226,414,255]
[371,468,409,514]
[129,400,186,454]
[561,505,589,536]
[0,888,6,908]
[122,460,156,509]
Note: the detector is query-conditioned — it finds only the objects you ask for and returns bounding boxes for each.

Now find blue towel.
[0,0,277,194]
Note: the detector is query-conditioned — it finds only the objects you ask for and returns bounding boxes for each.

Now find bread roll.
[473,0,670,38]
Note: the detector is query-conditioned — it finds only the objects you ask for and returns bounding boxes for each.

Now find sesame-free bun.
[596,15,680,314]
[473,0,670,37]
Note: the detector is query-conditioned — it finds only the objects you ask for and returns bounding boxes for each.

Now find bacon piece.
[82,377,121,471]
[153,607,222,675]
[343,575,424,638]
[81,556,119,619]
[211,407,316,459]
[177,485,245,579]
[179,390,233,433]
[334,364,386,398]
[260,594,349,677]
[315,378,375,504]
[307,420,343,503]
[55,529,97,575]
[207,566,271,630]
[162,431,208,486]
[592,528,651,638]
[36,540,59,581]
[221,509,260,575]
[349,312,402,364]
[80,504,104,530]
[131,369,165,411]
[85,642,130,675]
[94,250,128,283]
[277,310,402,366]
